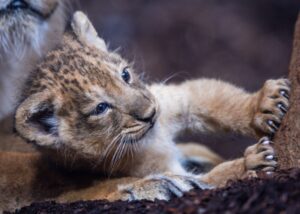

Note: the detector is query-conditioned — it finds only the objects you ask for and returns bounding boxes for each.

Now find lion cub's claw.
[253,79,291,136]
[244,137,277,175]
[117,174,212,201]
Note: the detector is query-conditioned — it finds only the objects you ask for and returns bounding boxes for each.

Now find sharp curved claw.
[277,102,287,114]
[262,140,272,145]
[267,120,279,131]
[265,155,274,161]
[279,89,289,99]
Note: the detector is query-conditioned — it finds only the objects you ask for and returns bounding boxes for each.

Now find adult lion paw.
[252,79,290,136]
[115,174,212,201]
[244,137,277,175]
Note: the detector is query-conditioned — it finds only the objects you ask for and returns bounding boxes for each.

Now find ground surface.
[10,168,300,214]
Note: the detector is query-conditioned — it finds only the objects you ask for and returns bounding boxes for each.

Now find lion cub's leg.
[59,174,212,202]
[107,138,275,202]
[106,174,212,201]
[200,137,276,187]
[66,139,274,202]
[153,78,290,139]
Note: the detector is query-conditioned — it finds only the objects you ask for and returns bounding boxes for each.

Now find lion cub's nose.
[134,108,156,124]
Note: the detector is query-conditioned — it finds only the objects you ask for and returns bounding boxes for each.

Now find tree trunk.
[273,13,300,169]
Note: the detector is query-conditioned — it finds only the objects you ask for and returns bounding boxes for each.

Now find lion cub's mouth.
[0,0,58,20]
[123,116,156,142]
[123,123,155,142]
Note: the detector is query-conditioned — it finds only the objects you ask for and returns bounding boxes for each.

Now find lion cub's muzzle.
[123,105,158,141]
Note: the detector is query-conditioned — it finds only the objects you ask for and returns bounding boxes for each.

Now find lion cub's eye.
[93,102,110,115]
[121,67,131,83]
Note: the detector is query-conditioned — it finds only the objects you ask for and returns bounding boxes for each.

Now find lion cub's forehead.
[27,34,125,100]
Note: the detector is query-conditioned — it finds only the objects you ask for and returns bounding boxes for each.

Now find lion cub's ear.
[71,11,108,52]
[15,92,61,147]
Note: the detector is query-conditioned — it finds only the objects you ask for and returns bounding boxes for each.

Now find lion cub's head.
[14,12,158,172]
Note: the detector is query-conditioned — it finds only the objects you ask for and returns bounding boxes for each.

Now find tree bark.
[273,13,300,169]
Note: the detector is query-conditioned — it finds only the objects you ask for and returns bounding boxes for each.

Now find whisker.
[115,139,127,170]
[161,72,189,85]
[109,136,124,175]
[101,134,121,171]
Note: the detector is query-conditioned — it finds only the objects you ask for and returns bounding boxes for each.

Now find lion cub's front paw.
[253,79,290,136]
[116,174,211,201]
[244,137,277,175]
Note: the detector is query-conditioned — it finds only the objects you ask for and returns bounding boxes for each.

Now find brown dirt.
[10,168,300,214]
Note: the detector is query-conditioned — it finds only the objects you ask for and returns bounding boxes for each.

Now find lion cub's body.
[0,12,289,212]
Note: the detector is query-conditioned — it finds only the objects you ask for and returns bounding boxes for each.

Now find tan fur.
[0,12,290,212]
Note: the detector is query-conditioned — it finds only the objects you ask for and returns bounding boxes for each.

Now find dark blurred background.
[77,0,300,159]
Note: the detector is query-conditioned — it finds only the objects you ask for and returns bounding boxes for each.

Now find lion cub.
[1,12,289,211]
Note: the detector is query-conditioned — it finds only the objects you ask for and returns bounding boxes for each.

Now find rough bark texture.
[274,13,300,169]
